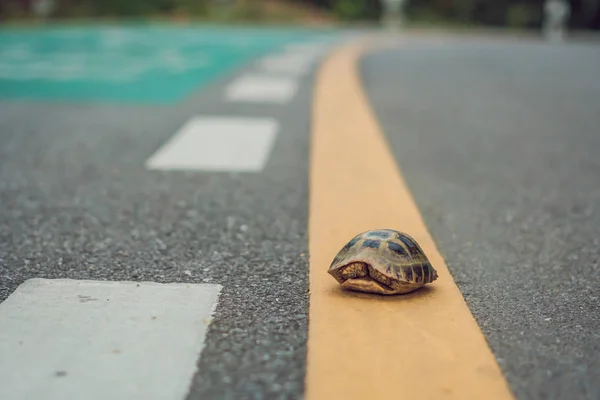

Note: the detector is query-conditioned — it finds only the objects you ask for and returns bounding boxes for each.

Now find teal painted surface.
[0,25,338,103]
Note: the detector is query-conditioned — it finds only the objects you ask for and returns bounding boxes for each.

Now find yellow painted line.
[306,37,515,400]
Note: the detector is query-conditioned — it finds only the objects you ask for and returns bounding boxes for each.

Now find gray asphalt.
[361,35,600,400]
[0,53,319,399]
[2,30,600,400]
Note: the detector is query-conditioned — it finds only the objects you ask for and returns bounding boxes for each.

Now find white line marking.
[0,278,221,400]
[224,74,299,103]
[256,53,315,76]
[146,116,279,172]
[283,42,331,56]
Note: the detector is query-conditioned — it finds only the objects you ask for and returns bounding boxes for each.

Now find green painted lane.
[0,24,340,104]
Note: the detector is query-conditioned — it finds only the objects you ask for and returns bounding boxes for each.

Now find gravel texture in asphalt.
[360,36,600,400]
[0,50,320,400]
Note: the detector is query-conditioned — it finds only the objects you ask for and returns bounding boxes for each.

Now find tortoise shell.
[328,229,438,295]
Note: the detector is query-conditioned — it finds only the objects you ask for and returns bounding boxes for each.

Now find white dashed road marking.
[256,53,315,76]
[146,116,279,172]
[284,42,331,56]
[0,278,221,400]
[224,74,299,103]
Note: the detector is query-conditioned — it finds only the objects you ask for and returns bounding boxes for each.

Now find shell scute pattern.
[387,241,408,257]
[362,239,381,249]
[328,229,438,295]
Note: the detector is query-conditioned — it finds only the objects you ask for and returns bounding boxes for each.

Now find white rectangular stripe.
[283,42,330,56]
[0,278,222,400]
[224,74,298,103]
[146,116,278,171]
[257,53,315,76]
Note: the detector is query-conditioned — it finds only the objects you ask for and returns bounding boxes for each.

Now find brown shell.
[328,229,438,295]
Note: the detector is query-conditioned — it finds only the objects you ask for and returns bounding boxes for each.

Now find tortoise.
[328,229,438,295]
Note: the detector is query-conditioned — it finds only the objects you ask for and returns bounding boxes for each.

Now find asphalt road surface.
[361,36,600,400]
[1,25,599,400]
[0,27,339,400]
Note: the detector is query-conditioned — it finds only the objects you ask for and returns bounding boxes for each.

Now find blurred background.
[0,0,598,32]
[0,2,599,400]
